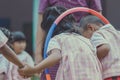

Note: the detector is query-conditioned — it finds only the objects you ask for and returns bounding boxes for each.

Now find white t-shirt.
[0,30,8,48]
[0,54,9,73]
[0,30,9,74]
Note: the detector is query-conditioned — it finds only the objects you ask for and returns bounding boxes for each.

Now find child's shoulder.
[50,33,74,45]
[19,51,33,61]
[52,33,85,43]
[98,24,115,32]
[94,24,116,36]
[19,51,31,58]
[55,33,70,37]
[54,33,79,38]
[21,51,30,56]
[52,33,71,40]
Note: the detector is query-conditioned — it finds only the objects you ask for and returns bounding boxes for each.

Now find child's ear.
[87,23,95,31]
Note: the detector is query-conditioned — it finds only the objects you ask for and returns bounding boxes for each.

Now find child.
[0,28,24,80]
[0,27,24,69]
[18,6,102,80]
[6,31,34,80]
[79,15,120,80]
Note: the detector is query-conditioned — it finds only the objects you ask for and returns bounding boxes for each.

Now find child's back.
[47,33,102,80]
[91,24,120,79]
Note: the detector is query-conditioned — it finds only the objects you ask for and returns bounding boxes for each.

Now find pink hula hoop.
[55,7,109,24]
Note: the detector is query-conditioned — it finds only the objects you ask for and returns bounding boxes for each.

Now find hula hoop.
[43,7,110,80]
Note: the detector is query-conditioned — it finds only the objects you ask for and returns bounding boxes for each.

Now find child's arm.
[0,44,24,68]
[34,49,61,73]
[18,49,61,76]
[91,32,110,60]
[96,44,110,60]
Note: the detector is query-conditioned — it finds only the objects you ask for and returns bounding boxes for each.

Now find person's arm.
[18,49,61,76]
[35,0,50,64]
[0,44,24,68]
[96,44,110,60]
[35,14,46,64]
[19,37,61,77]
[34,49,61,73]
[91,32,110,60]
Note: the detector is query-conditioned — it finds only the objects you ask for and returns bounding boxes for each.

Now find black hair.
[11,31,26,43]
[0,27,13,42]
[79,15,105,30]
[41,6,78,37]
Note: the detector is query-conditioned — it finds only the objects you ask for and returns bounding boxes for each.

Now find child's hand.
[18,64,34,78]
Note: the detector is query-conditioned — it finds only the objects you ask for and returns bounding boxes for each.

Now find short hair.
[11,31,26,43]
[41,6,76,37]
[79,15,105,30]
[0,27,13,42]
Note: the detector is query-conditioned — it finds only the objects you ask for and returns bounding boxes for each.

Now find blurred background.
[0,0,120,58]
[0,0,39,58]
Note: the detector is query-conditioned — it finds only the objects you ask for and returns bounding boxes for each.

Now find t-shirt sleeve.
[47,37,61,55]
[39,0,49,13]
[26,54,34,67]
[87,0,102,11]
[91,32,108,47]
[0,30,8,48]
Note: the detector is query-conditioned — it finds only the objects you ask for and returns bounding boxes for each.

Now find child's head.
[0,27,13,44]
[41,6,76,37]
[11,31,26,54]
[79,15,105,38]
